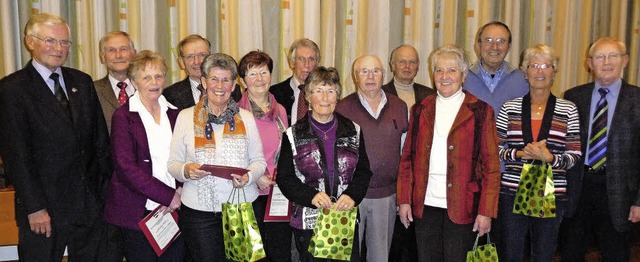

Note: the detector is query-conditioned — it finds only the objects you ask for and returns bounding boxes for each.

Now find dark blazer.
[102,102,180,230]
[269,77,295,124]
[564,81,640,232]
[381,81,435,105]
[94,76,121,133]
[163,77,242,110]
[0,61,111,227]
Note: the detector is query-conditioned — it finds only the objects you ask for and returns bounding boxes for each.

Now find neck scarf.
[193,97,246,164]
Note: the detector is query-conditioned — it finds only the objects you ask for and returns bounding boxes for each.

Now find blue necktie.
[587,88,609,170]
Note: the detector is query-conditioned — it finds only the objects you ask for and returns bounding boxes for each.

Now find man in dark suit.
[382,44,434,108]
[561,37,640,261]
[163,34,240,109]
[0,13,111,261]
[95,31,136,133]
[269,38,320,125]
[94,30,136,262]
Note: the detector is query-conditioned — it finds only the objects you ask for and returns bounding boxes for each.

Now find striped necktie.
[587,88,610,170]
[50,73,71,118]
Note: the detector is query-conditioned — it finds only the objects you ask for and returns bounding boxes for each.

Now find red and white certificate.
[264,184,291,222]
[138,206,181,256]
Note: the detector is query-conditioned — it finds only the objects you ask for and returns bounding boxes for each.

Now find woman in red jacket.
[396,44,501,262]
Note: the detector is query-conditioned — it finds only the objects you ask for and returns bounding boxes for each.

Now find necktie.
[296,85,308,121]
[50,73,71,118]
[117,82,128,105]
[587,88,610,170]
[197,84,205,101]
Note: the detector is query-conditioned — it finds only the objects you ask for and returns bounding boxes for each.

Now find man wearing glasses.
[0,13,111,261]
[270,38,321,125]
[336,55,408,262]
[464,21,528,117]
[561,37,640,261]
[164,34,240,109]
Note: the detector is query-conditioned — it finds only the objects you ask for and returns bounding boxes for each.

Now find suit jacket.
[269,77,295,124]
[564,81,640,232]
[163,77,242,110]
[102,102,180,230]
[0,61,111,227]
[396,91,500,224]
[94,76,121,133]
[381,81,435,105]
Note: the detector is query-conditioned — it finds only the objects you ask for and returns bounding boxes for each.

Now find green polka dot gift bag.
[466,233,498,261]
[512,161,556,218]
[222,187,266,262]
[308,207,357,261]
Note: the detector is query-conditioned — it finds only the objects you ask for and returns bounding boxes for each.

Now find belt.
[585,165,606,175]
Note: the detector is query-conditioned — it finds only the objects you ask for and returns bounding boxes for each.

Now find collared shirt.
[357,90,388,119]
[32,60,67,96]
[189,77,203,104]
[586,79,621,165]
[107,75,134,99]
[478,61,506,93]
[290,76,303,124]
[128,93,177,210]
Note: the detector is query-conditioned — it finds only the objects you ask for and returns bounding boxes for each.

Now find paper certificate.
[138,206,181,256]
[264,184,291,222]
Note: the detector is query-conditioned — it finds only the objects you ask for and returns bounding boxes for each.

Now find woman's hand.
[398,204,413,229]
[231,173,249,188]
[256,174,275,190]
[311,192,332,209]
[333,194,355,211]
[473,214,492,236]
[183,163,210,180]
[164,190,182,214]
[521,139,554,162]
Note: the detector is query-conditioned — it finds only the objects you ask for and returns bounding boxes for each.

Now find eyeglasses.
[295,56,317,64]
[591,53,623,61]
[205,76,233,85]
[311,88,337,96]
[182,52,209,62]
[528,63,554,70]
[357,68,383,76]
[478,38,508,45]
[31,35,72,48]
[246,70,270,79]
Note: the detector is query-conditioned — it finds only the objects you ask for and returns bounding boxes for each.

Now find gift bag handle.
[471,232,491,250]
[226,187,247,204]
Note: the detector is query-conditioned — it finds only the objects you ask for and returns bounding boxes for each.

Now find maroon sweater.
[336,93,408,198]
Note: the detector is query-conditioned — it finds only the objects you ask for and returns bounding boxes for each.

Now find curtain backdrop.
[0,0,637,96]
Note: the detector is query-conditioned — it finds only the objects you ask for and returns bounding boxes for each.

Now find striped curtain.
[1,0,639,98]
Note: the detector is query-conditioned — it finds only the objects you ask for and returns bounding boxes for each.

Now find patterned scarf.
[193,98,246,164]
[237,92,286,138]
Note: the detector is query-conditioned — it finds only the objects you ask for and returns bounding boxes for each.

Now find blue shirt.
[478,61,506,93]
[586,79,621,165]
[32,60,68,97]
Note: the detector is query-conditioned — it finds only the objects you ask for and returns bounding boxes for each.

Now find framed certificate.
[263,184,291,222]
[138,206,181,256]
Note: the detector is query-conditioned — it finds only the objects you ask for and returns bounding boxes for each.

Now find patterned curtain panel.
[1,0,638,97]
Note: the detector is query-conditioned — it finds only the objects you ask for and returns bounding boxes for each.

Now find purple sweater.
[336,93,408,198]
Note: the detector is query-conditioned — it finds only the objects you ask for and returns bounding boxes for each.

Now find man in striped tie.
[561,37,640,261]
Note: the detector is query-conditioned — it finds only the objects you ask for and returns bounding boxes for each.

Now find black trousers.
[414,206,476,262]
[560,168,630,261]
[17,218,102,262]
[252,195,292,261]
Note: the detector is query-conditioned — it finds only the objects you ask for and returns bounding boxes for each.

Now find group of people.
[0,12,639,262]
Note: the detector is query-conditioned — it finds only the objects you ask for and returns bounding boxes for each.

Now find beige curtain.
[1,0,639,97]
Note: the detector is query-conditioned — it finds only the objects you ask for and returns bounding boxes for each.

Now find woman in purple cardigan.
[102,50,183,261]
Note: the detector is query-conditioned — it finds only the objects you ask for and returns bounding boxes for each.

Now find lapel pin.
[71,88,78,93]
